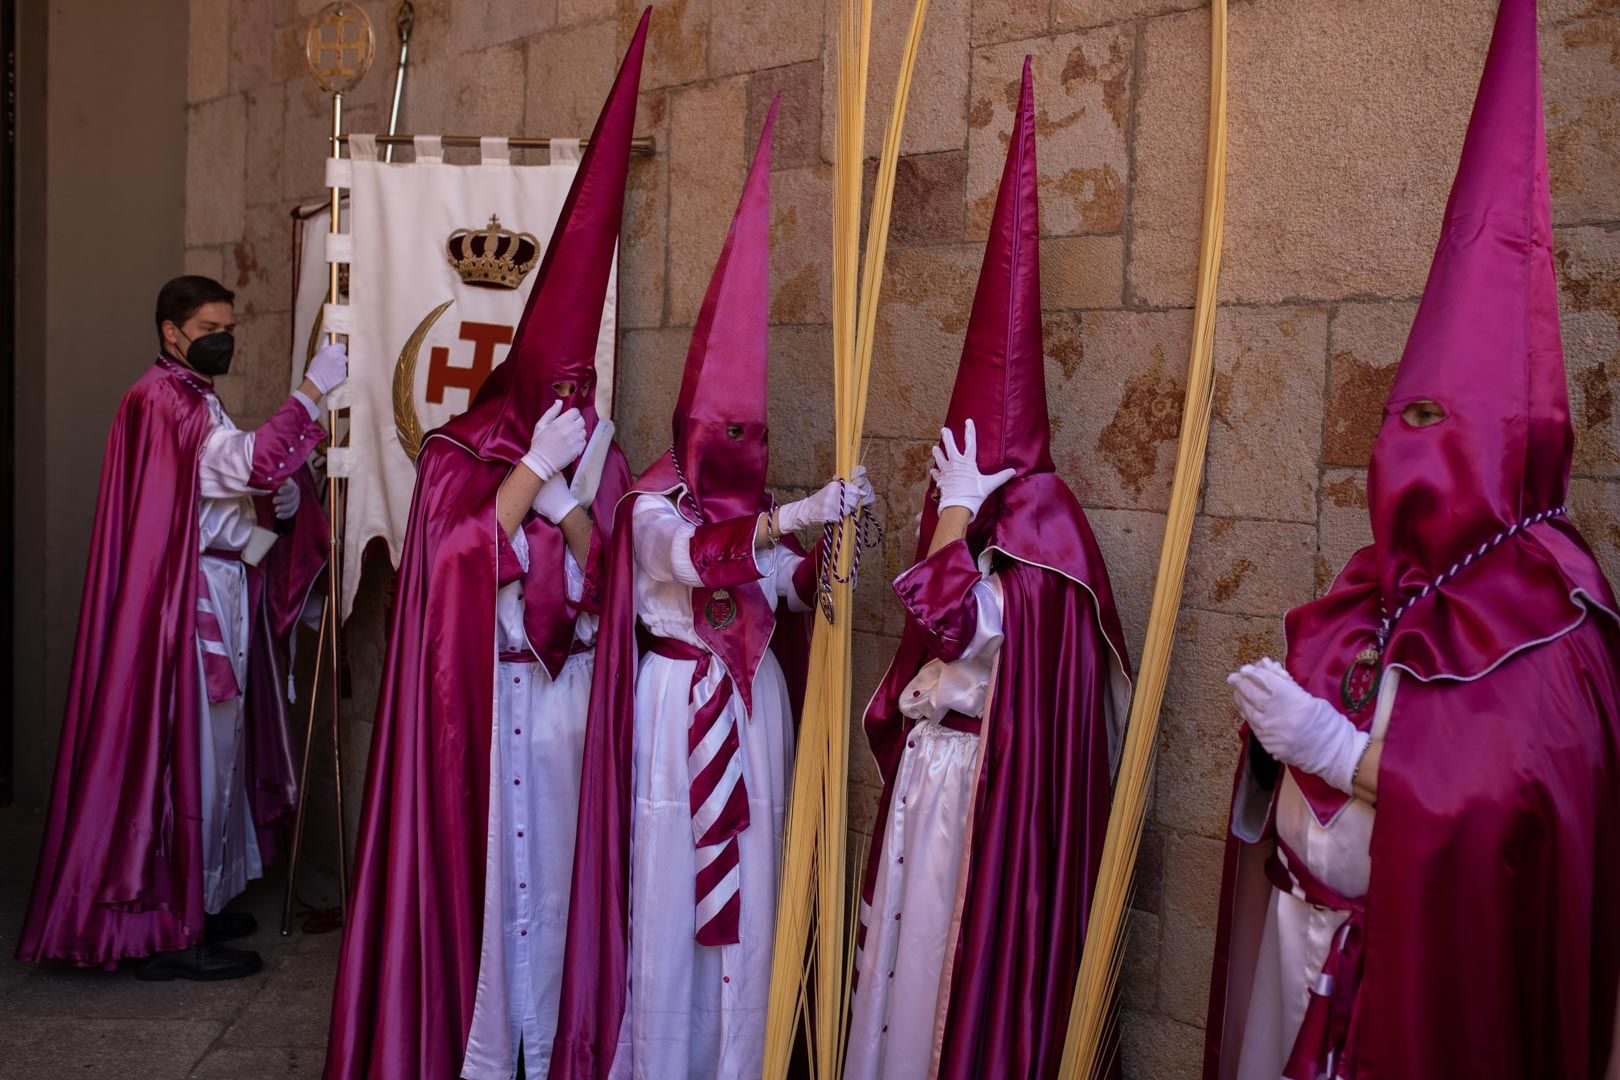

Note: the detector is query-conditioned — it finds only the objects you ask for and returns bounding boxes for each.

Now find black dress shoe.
[133,943,264,982]
[205,910,258,944]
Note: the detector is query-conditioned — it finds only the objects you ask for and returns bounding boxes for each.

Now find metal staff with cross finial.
[281,1,374,938]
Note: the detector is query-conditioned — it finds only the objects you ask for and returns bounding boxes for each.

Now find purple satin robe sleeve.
[247,395,328,490]
[787,536,824,612]
[892,538,983,663]
[688,515,766,590]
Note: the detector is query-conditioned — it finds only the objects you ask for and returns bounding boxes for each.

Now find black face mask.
[181,330,235,376]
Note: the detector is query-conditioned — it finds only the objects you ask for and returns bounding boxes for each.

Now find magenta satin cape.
[322,432,628,1080]
[1203,591,1620,1078]
[18,362,325,969]
[550,466,814,1080]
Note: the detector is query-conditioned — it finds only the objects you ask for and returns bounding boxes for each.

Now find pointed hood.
[439,7,650,462]
[941,57,1053,481]
[903,56,1131,713]
[669,97,777,523]
[1367,0,1570,606]
[915,58,1066,566]
[1281,0,1618,827]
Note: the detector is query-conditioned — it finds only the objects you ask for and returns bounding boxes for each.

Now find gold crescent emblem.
[392,299,454,463]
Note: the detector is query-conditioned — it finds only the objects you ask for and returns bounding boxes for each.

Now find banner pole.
[324,85,350,915]
[280,605,329,935]
[339,133,657,154]
[279,1,373,932]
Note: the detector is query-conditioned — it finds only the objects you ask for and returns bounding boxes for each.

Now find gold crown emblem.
[447,215,541,290]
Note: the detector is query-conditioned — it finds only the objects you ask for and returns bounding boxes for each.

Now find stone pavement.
[0,807,345,1079]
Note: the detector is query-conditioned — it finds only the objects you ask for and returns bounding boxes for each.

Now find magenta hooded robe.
[852,58,1133,1080]
[322,14,647,1079]
[1203,2,1620,1077]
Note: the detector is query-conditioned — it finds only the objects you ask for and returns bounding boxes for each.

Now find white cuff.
[509,519,531,574]
[958,578,1005,663]
[936,493,984,518]
[293,389,323,422]
[1329,729,1374,796]
[563,546,586,604]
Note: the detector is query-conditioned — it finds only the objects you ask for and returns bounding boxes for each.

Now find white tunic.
[845,573,1004,1080]
[618,493,806,1080]
[194,393,271,915]
[463,524,597,1080]
[1233,671,1399,1080]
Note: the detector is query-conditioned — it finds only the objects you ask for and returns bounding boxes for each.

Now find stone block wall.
[187,1,1620,1074]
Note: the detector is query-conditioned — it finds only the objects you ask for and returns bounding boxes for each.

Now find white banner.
[331,136,617,617]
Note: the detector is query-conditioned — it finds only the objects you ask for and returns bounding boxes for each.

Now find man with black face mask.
[18,274,345,981]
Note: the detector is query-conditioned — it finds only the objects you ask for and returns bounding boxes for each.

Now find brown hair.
[154,275,235,342]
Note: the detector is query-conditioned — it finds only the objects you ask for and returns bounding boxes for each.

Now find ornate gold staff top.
[305,3,375,95]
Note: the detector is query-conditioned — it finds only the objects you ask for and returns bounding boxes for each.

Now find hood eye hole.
[725,423,745,440]
[1400,399,1447,428]
[551,380,578,397]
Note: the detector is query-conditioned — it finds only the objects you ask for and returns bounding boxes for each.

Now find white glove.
[779,465,872,533]
[273,478,301,520]
[930,420,1016,520]
[852,465,875,509]
[520,401,587,483]
[1227,657,1370,795]
[306,341,349,396]
[569,419,616,508]
[532,472,580,525]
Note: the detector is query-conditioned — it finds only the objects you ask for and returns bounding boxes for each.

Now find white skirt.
[197,553,261,915]
[463,650,596,1080]
[619,646,796,1080]
[845,720,981,1080]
